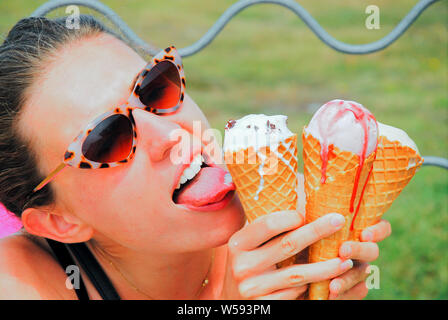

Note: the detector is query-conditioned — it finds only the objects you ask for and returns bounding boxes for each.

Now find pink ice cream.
[305,99,378,157]
[304,99,378,184]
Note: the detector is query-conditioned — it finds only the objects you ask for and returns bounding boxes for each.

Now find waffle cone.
[303,131,376,300]
[225,135,298,267]
[349,136,423,241]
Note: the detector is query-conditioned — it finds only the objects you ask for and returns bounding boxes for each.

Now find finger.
[339,241,379,262]
[333,281,369,300]
[328,262,370,298]
[238,258,353,299]
[231,250,277,280]
[233,213,346,277]
[264,213,346,265]
[255,286,307,300]
[361,219,392,242]
[228,210,304,252]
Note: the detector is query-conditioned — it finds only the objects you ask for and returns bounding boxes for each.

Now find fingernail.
[340,244,352,257]
[330,281,341,293]
[362,231,373,242]
[331,214,345,227]
[340,259,353,271]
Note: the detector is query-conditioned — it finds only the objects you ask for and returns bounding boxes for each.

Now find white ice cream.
[223,114,294,152]
[378,122,420,154]
[223,114,296,200]
[304,99,378,156]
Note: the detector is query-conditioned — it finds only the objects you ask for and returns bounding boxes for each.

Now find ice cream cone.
[303,131,376,300]
[349,135,423,241]
[225,134,298,267]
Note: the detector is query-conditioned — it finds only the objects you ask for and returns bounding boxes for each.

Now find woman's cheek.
[176,95,211,135]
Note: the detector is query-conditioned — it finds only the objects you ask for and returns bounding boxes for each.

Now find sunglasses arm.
[33,162,67,192]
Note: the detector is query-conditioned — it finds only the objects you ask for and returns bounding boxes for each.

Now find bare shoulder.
[0,233,76,299]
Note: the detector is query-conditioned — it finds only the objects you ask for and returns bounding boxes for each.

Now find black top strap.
[67,242,121,300]
[46,239,89,300]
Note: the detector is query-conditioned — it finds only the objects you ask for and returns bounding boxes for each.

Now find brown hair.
[0,15,126,218]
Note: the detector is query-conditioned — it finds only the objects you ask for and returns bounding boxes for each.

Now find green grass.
[1,0,447,299]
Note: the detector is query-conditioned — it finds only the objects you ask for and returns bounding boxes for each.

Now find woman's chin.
[171,193,245,248]
[202,195,246,246]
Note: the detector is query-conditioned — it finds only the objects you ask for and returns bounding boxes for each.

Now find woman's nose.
[132,109,181,163]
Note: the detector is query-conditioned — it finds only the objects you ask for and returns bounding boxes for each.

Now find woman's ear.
[21,207,93,243]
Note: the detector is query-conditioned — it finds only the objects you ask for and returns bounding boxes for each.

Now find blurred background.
[0,0,446,299]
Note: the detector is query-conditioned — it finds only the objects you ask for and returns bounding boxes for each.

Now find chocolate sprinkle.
[226,119,236,130]
[267,120,276,130]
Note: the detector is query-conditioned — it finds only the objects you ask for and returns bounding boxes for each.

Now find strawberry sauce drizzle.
[350,164,374,231]
[316,100,377,230]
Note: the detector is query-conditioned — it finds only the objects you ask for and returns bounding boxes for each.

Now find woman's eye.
[140,85,166,106]
[147,86,165,101]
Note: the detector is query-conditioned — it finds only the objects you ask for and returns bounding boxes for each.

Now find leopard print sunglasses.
[33,46,185,192]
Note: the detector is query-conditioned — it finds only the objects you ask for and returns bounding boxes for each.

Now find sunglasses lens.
[139,60,181,110]
[82,114,133,163]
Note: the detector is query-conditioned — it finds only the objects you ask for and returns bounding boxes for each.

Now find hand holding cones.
[222,105,422,300]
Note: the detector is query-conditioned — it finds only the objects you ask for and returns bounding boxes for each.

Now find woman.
[0,15,390,300]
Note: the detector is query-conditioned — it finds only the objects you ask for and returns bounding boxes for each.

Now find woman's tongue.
[175,167,235,207]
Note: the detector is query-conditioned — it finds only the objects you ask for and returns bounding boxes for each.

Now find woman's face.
[19,34,245,253]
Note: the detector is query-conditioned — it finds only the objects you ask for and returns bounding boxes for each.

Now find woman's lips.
[170,142,236,212]
[174,166,235,207]
[175,190,235,212]
[172,149,203,193]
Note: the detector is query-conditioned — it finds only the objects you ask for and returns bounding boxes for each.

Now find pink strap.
[0,202,22,238]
